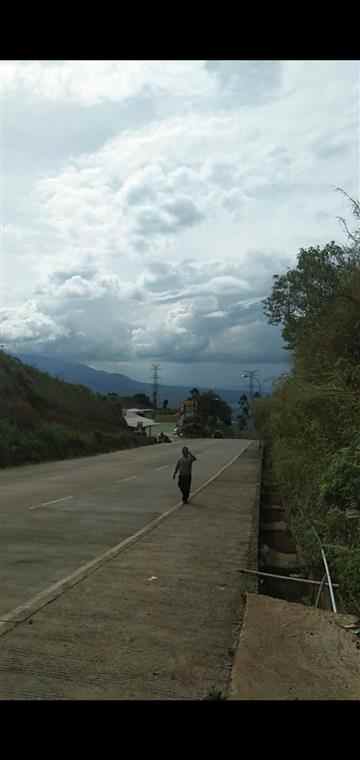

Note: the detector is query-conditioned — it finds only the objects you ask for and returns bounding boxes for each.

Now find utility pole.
[151,363,160,410]
[241,369,259,400]
[240,370,261,432]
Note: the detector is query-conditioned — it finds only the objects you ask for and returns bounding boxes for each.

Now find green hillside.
[0,350,152,468]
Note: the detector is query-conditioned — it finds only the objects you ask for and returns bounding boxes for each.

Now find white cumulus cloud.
[0,59,358,385]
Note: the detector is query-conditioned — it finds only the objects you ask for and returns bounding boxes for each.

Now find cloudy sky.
[0,60,358,389]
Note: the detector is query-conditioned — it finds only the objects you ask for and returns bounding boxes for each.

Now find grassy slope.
[0,350,151,468]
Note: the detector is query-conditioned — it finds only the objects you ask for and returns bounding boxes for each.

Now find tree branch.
[336,216,358,244]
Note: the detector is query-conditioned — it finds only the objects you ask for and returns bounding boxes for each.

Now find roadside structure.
[124,409,160,437]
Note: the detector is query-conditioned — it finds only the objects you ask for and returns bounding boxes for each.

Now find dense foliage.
[0,351,152,467]
[255,193,360,615]
[182,389,232,437]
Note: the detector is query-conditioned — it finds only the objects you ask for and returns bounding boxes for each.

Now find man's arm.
[173,460,180,479]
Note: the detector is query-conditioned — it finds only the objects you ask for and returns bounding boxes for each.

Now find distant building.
[124,409,160,437]
[176,397,199,430]
[182,399,197,418]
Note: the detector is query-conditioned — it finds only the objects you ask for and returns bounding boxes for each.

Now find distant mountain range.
[13,352,257,408]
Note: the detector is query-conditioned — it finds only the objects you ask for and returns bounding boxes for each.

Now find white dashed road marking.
[29,496,73,511]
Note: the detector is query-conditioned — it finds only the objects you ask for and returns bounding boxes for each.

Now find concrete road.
[0,439,249,621]
[0,441,259,699]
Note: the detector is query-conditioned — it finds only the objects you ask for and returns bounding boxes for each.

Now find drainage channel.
[258,449,313,607]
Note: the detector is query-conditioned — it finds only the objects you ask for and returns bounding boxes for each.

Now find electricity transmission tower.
[151,363,160,409]
[240,369,260,400]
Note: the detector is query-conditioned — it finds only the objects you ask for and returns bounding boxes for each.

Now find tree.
[189,387,200,402]
[258,194,360,614]
[294,282,360,381]
[238,393,249,430]
[239,393,249,413]
[336,188,360,252]
[106,392,123,420]
[181,389,232,434]
[263,241,359,350]
[197,391,232,428]
[162,399,168,410]
[132,393,153,408]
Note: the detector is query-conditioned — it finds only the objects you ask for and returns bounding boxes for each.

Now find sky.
[0,60,359,389]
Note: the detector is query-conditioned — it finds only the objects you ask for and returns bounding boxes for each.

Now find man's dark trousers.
[178,473,191,502]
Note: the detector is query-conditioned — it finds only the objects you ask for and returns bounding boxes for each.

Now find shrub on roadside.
[0,419,153,469]
[257,193,360,615]
[332,548,360,617]
[318,441,360,512]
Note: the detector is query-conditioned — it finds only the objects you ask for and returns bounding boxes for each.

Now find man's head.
[182,446,189,456]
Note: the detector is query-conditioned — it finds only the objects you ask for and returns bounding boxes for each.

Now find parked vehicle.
[213,430,224,438]
[158,432,171,443]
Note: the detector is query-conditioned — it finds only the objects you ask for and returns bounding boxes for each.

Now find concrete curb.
[246,440,264,593]
[224,440,264,699]
[227,591,253,700]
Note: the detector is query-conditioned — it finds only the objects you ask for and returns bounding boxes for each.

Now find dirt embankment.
[230,593,360,700]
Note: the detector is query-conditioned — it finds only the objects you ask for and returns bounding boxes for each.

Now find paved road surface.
[0,439,249,621]
[0,439,259,699]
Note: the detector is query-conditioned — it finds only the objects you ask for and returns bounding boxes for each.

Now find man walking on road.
[173,446,197,504]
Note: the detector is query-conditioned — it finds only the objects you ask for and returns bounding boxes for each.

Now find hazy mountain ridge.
[14,352,254,407]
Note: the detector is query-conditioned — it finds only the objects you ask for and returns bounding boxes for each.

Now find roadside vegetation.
[181,388,233,438]
[254,191,360,616]
[0,351,153,468]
